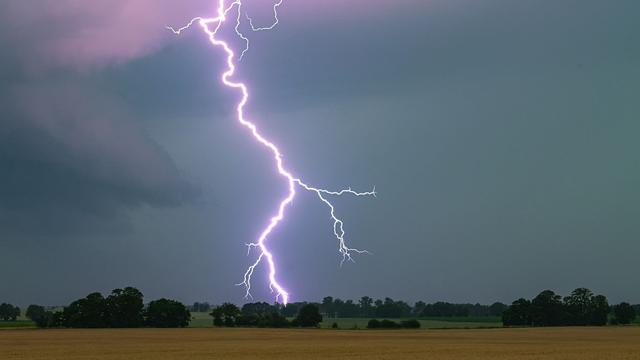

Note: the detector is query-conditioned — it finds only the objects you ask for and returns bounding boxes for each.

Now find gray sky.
[1,0,639,306]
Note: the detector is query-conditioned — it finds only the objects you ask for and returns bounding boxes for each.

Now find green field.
[320,317,502,329]
[0,320,35,329]
[188,312,502,329]
[189,312,215,328]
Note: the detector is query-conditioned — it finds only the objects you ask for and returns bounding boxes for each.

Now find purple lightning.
[168,0,375,305]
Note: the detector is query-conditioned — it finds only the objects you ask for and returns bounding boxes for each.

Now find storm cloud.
[1,0,639,307]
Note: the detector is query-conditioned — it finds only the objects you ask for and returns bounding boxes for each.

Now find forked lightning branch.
[168,0,375,305]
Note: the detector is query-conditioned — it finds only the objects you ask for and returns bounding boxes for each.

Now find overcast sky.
[1,0,639,306]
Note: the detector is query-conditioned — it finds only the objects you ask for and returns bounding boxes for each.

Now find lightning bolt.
[168,0,375,305]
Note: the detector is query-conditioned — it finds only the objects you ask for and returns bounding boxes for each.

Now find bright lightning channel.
[167,0,375,305]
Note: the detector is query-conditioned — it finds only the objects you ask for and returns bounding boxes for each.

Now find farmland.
[2,326,639,360]
[187,312,502,329]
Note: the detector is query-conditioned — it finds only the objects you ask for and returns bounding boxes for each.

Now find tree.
[241,302,277,317]
[145,299,191,328]
[281,302,303,317]
[293,304,322,327]
[63,292,107,328]
[502,298,532,326]
[613,302,636,325]
[413,301,426,317]
[210,303,241,327]
[341,300,360,317]
[34,311,64,328]
[589,295,609,326]
[192,302,211,313]
[359,296,374,317]
[563,288,594,325]
[258,312,289,328]
[210,306,224,327]
[26,305,46,323]
[531,290,564,326]
[0,303,20,321]
[321,297,334,317]
[105,287,144,328]
[489,302,508,317]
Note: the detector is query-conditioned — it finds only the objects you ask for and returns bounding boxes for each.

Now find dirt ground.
[2,326,640,360]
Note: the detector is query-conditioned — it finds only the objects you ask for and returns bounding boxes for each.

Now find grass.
[0,320,35,329]
[2,327,640,359]
[189,312,214,328]
[320,317,502,329]
[188,312,502,329]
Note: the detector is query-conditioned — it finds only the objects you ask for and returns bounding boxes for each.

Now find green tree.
[257,312,289,328]
[321,296,334,317]
[0,303,20,321]
[563,288,594,325]
[145,299,191,328]
[35,311,63,328]
[293,304,322,327]
[613,302,636,325]
[359,296,374,317]
[210,306,224,327]
[489,302,508,317]
[26,305,46,323]
[589,295,609,326]
[531,290,564,326]
[63,292,107,328]
[502,298,532,326]
[105,287,144,328]
[210,303,241,327]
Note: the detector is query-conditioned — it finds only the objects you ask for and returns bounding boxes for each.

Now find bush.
[401,319,421,329]
[258,312,289,328]
[367,319,381,329]
[380,319,400,328]
[367,318,420,329]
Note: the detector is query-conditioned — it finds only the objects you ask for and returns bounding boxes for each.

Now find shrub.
[401,319,421,329]
[367,319,381,329]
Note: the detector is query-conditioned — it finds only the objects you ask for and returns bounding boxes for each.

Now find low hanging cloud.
[0,81,196,239]
[0,1,213,238]
[0,0,212,70]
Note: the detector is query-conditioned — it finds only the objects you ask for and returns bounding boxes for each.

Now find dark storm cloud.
[0,81,195,239]
[0,1,214,240]
[2,0,640,307]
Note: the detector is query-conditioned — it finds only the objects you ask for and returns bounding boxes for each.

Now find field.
[319,316,501,329]
[188,312,503,329]
[2,327,640,360]
[0,321,35,329]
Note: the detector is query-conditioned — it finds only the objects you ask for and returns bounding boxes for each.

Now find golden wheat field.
[2,326,640,360]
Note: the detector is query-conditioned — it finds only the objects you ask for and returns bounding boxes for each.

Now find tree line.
[503,288,637,327]
[276,297,508,318]
[209,302,324,328]
[4,287,637,329]
[0,303,21,321]
[21,287,191,328]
